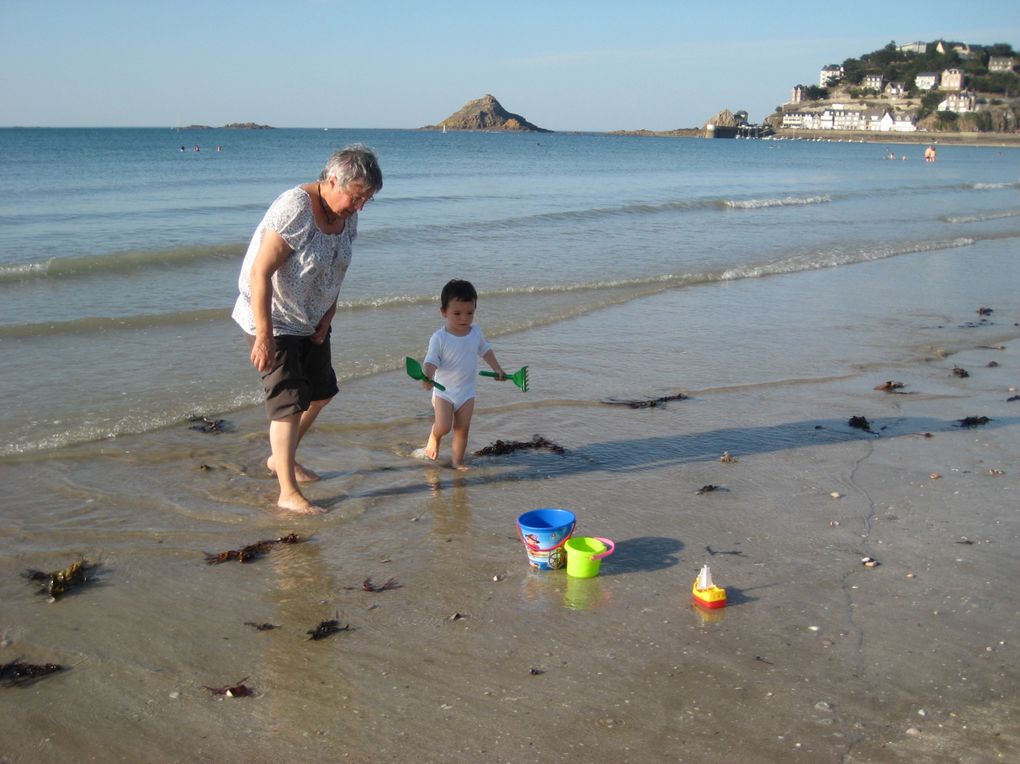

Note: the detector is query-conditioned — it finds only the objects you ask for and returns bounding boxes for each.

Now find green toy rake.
[479,366,529,392]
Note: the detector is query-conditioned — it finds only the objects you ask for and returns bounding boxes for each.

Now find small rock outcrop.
[422,95,551,132]
[704,109,750,128]
[223,122,273,130]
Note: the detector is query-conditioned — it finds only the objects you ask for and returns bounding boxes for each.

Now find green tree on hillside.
[917,91,943,121]
[969,71,1019,96]
[985,43,1016,57]
[974,111,994,132]
[935,110,959,130]
[796,85,830,100]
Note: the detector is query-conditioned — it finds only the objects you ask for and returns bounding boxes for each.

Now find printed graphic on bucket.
[516,508,576,570]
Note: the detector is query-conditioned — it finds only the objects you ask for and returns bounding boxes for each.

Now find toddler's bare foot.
[276,490,328,515]
[423,433,440,461]
[412,447,435,462]
[267,456,320,483]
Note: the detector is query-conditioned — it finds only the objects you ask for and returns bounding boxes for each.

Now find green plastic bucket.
[564,536,615,578]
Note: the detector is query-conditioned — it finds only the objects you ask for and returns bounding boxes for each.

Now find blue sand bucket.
[517,508,576,570]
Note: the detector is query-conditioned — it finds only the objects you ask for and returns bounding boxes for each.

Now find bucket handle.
[591,537,615,560]
[518,520,577,553]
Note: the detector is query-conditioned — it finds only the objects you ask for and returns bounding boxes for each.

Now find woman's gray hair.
[320,144,383,192]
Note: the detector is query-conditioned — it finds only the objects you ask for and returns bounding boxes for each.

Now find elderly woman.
[232,145,382,513]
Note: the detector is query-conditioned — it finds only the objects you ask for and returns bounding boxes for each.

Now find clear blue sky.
[1,0,1016,130]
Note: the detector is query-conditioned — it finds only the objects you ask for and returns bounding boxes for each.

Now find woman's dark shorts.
[246,333,339,420]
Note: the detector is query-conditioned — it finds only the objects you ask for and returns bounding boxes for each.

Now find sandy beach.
[610,128,1020,150]
[3,241,1019,762]
[771,129,1020,149]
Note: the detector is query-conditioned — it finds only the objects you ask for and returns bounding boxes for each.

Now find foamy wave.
[943,209,1020,224]
[0,243,244,284]
[0,261,49,279]
[720,237,975,281]
[0,390,264,457]
[971,182,1015,190]
[722,195,832,210]
[0,308,230,338]
[364,246,953,311]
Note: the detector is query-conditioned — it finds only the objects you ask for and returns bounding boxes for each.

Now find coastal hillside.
[772,39,1019,135]
[421,94,551,133]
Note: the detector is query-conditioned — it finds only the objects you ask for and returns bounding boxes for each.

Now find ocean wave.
[5,233,994,338]
[0,243,244,284]
[0,200,266,228]
[720,237,976,280]
[0,389,264,458]
[366,194,838,246]
[943,209,1020,224]
[721,195,832,210]
[0,308,230,338]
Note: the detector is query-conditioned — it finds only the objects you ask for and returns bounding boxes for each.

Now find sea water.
[2,127,1020,762]
[0,127,1018,456]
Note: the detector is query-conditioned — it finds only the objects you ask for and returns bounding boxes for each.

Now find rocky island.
[421,94,551,133]
[177,123,273,130]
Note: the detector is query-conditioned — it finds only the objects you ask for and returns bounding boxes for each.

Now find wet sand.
[3,266,1020,762]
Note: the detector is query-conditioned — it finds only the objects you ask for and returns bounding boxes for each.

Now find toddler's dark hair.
[441,279,478,308]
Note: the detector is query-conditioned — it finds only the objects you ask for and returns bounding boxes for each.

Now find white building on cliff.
[820,65,843,87]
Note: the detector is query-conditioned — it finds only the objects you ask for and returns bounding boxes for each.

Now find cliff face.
[422,95,551,132]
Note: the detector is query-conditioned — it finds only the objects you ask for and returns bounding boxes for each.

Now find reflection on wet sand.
[423,468,471,539]
[254,540,357,741]
[691,602,728,625]
[563,575,612,611]
[517,570,613,613]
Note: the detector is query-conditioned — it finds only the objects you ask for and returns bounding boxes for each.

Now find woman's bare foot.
[267,455,320,483]
[276,489,328,515]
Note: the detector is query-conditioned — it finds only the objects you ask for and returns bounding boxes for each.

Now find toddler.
[418,279,506,469]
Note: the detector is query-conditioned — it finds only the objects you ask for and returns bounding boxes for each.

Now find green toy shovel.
[479,366,529,392]
[405,357,445,391]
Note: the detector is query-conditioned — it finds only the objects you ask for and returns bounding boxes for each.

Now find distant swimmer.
[194,145,201,152]
[180,145,186,152]
[924,145,937,162]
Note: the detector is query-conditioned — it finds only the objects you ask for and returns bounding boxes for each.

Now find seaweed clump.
[848,416,874,433]
[204,533,302,564]
[475,434,565,456]
[204,677,254,697]
[1,659,64,687]
[957,416,991,428]
[307,615,352,641]
[600,393,689,409]
[189,416,232,434]
[23,559,95,600]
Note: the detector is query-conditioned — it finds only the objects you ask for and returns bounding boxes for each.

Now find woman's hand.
[310,304,336,345]
[310,324,329,345]
[251,334,276,372]
[249,229,292,371]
